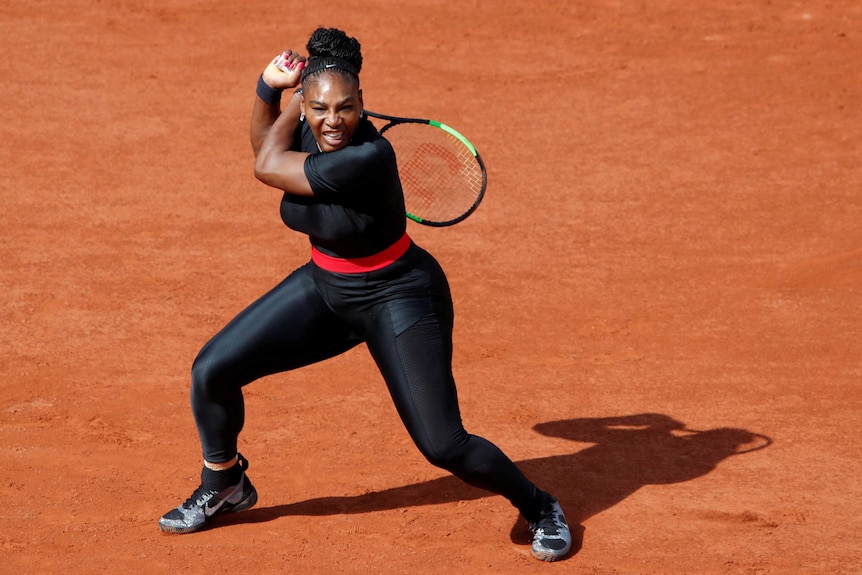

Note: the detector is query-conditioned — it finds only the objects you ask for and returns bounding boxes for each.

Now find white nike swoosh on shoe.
[203,481,244,517]
[203,496,228,517]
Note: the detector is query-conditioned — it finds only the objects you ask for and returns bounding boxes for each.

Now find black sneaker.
[159,455,258,534]
[529,499,572,561]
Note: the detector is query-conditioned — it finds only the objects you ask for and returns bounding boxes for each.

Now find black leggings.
[189,243,544,518]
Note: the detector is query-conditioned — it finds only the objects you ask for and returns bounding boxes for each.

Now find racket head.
[366,111,487,227]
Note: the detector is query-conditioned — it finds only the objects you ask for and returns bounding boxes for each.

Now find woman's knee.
[416,432,469,471]
[190,346,230,400]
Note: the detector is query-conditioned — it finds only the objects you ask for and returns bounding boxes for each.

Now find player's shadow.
[230,413,771,555]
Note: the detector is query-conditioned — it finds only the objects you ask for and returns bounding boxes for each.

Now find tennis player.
[158,26,571,561]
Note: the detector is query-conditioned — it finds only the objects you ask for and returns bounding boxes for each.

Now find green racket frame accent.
[431,121,478,156]
[365,110,487,227]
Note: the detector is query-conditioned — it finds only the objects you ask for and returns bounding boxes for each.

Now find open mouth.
[322,131,345,147]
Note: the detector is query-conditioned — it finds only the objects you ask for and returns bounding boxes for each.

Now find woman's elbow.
[254,156,275,185]
[253,153,312,195]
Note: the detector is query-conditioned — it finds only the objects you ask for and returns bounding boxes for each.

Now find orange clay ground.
[1,1,861,573]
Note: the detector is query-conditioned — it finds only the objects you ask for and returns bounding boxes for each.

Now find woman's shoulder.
[355,118,386,145]
[349,120,396,162]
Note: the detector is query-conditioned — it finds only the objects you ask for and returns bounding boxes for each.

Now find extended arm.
[250,51,314,196]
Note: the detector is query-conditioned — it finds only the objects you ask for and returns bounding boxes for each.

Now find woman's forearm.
[253,91,312,195]
[256,90,301,159]
[250,78,284,158]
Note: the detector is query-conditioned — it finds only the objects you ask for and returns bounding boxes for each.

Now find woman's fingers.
[275,50,306,74]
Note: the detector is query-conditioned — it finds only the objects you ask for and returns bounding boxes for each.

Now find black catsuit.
[189,117,548,520]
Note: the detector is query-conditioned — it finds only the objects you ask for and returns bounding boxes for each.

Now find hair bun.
[306,27,363,73]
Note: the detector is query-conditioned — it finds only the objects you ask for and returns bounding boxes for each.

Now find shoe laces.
[183,485,218,509]
[530,501,566,536]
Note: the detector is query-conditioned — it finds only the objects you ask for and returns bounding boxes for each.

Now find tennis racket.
[365,110,487,227]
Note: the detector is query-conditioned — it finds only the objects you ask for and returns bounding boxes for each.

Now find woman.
[158,27,571,562]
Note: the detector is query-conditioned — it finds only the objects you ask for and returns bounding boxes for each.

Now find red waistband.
[311,233,412,273]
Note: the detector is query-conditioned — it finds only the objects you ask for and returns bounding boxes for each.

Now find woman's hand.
[261,50,306,90]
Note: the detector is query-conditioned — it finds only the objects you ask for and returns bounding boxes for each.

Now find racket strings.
[383,123,483,224]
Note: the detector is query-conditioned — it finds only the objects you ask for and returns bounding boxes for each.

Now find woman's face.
[301,73,363,153]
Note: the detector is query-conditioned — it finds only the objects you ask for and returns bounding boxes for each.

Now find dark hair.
[301,27,362,86]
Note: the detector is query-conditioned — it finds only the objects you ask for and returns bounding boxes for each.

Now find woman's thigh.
[193,264,363,387]
[362,300,466,461]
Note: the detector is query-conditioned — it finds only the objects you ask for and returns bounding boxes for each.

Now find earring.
[359,110,364,119]
[299,113,305,122]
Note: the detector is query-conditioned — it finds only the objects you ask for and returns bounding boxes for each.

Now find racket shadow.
[226,412,770,554]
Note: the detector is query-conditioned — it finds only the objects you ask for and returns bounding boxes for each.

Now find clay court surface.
[2,1,861,573]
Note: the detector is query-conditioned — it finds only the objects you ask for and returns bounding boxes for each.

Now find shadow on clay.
[222,412,771,556]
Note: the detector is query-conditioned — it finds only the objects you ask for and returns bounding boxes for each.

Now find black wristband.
[256,74,283,106]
